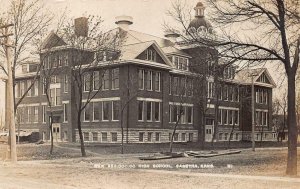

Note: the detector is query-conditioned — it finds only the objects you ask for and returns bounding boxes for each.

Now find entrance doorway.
[52,123,61,142]
[205,119,214,142]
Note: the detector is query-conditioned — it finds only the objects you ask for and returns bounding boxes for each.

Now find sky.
[0,0,287,120]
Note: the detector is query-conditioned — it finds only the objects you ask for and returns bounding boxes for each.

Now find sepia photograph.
[0,0,299,188]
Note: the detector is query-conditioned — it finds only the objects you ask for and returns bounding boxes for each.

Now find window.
[84,104,90,122]
[84,73,91,92]
[145,70,153,91]
[93,71,100,91]
[229,110,233,125]
[27,80,32,97]
[93,102,100,121]
[139,132,144,142]
[224,133,228,140]
[20,81,25,97]
[187,79,193,96]
[111,132,118,142]
[102,132,107,142]
[63,75,68,93]
[224,86,229,101]
[234,110,239,125]
[56,88,61,105]
[174,133,179,141]
[138,101,144,121]
[219,133,223,140]
[218,109,222,124]
[188,133,194,142]
[182,133,186,142]
[146,49,156,62]
[154,102,160,122]
[147,132,152,142]
[58,55,62,67]
[146,101,152,121]
[155,133,160,142]
[138,69,144,90]
[34,81,38,96]
[64,54,68,66]
[187,107,193,124]
[224,110,228,125]
[42,105,46,123]
[92,132,98,141]
[31,106,38,123]
[102,70,109,90]
[207,82,214,98]
[154,72,161,91]
[50,89,55,106]
[63,104,68,122]
[42,78,46,95]
[112,101,119,121]
[235,133,239,140]
[111,68,119,90]
[102,101,109,121]
[84,132,89,141]
[173,77,179,95]
[22,64,28,73]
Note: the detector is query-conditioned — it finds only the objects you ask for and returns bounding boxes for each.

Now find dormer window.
[145,49,156,62]
[223,66,235,79]
[171,56,189,71]
[22,64,28,73]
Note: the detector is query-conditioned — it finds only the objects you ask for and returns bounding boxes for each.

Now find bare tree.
[167,0,300,176]
[0,0,53,112]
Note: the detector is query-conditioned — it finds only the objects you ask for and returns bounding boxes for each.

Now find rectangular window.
[112,101,119,121]
[224,110,228,125]
[229,110,233,125]
[27,80,32,97]
[187,79,193,96]
[138,101,144,121]
[102,132,108,142]
[84,104,90,122]
[111,132,118,142]
[64,54,68,66]
[102,70,109,90]
[139,132,144,142]
[111,68,119,90]
[84,73,91,92]
[146,49,156,62]
[182,133,186,142]
[92,132,98,141]
[188,133,194,142]
[224,133,228,140]
[155,133,160,142]
[145,70,153,91]
[147,132,152,142]
[218,109,222,124]
[93,71,100,90]
[64,75,68,93]
[42,105,46,123]
[63,104,68,122]
[187,107,193,124]
[20,81,25,97]
[234,110,239,125]
[34,81,38,96]
[102,101,109,121]
[42,78,46,95]
[56,88,61,105]
[154,72,161,91]
[84,132,89,141]
[173,77,179,95]
[138,69,144,90]
[174,133,179,141]
[146,101,152,121]
[50,89,55,106]
[93,102,100,121]
[154,102,160,122]
[33,106,38,123]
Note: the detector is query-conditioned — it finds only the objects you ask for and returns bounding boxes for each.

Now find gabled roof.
[119,40,173,67]
[41,31,67,50]
[235,68,276,88]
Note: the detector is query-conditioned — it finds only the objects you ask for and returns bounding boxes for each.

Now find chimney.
[164,30,180,42]
[74,17,88,37]
[115,15,133,31]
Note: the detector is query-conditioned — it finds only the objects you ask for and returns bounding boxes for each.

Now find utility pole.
[0,23,17,163]
[250,73,258,152]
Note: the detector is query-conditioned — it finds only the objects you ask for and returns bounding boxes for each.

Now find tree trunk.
[286,73,298,175]
[77,111,86,157]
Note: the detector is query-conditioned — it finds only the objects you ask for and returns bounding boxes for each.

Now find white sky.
[0,0,287,117]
